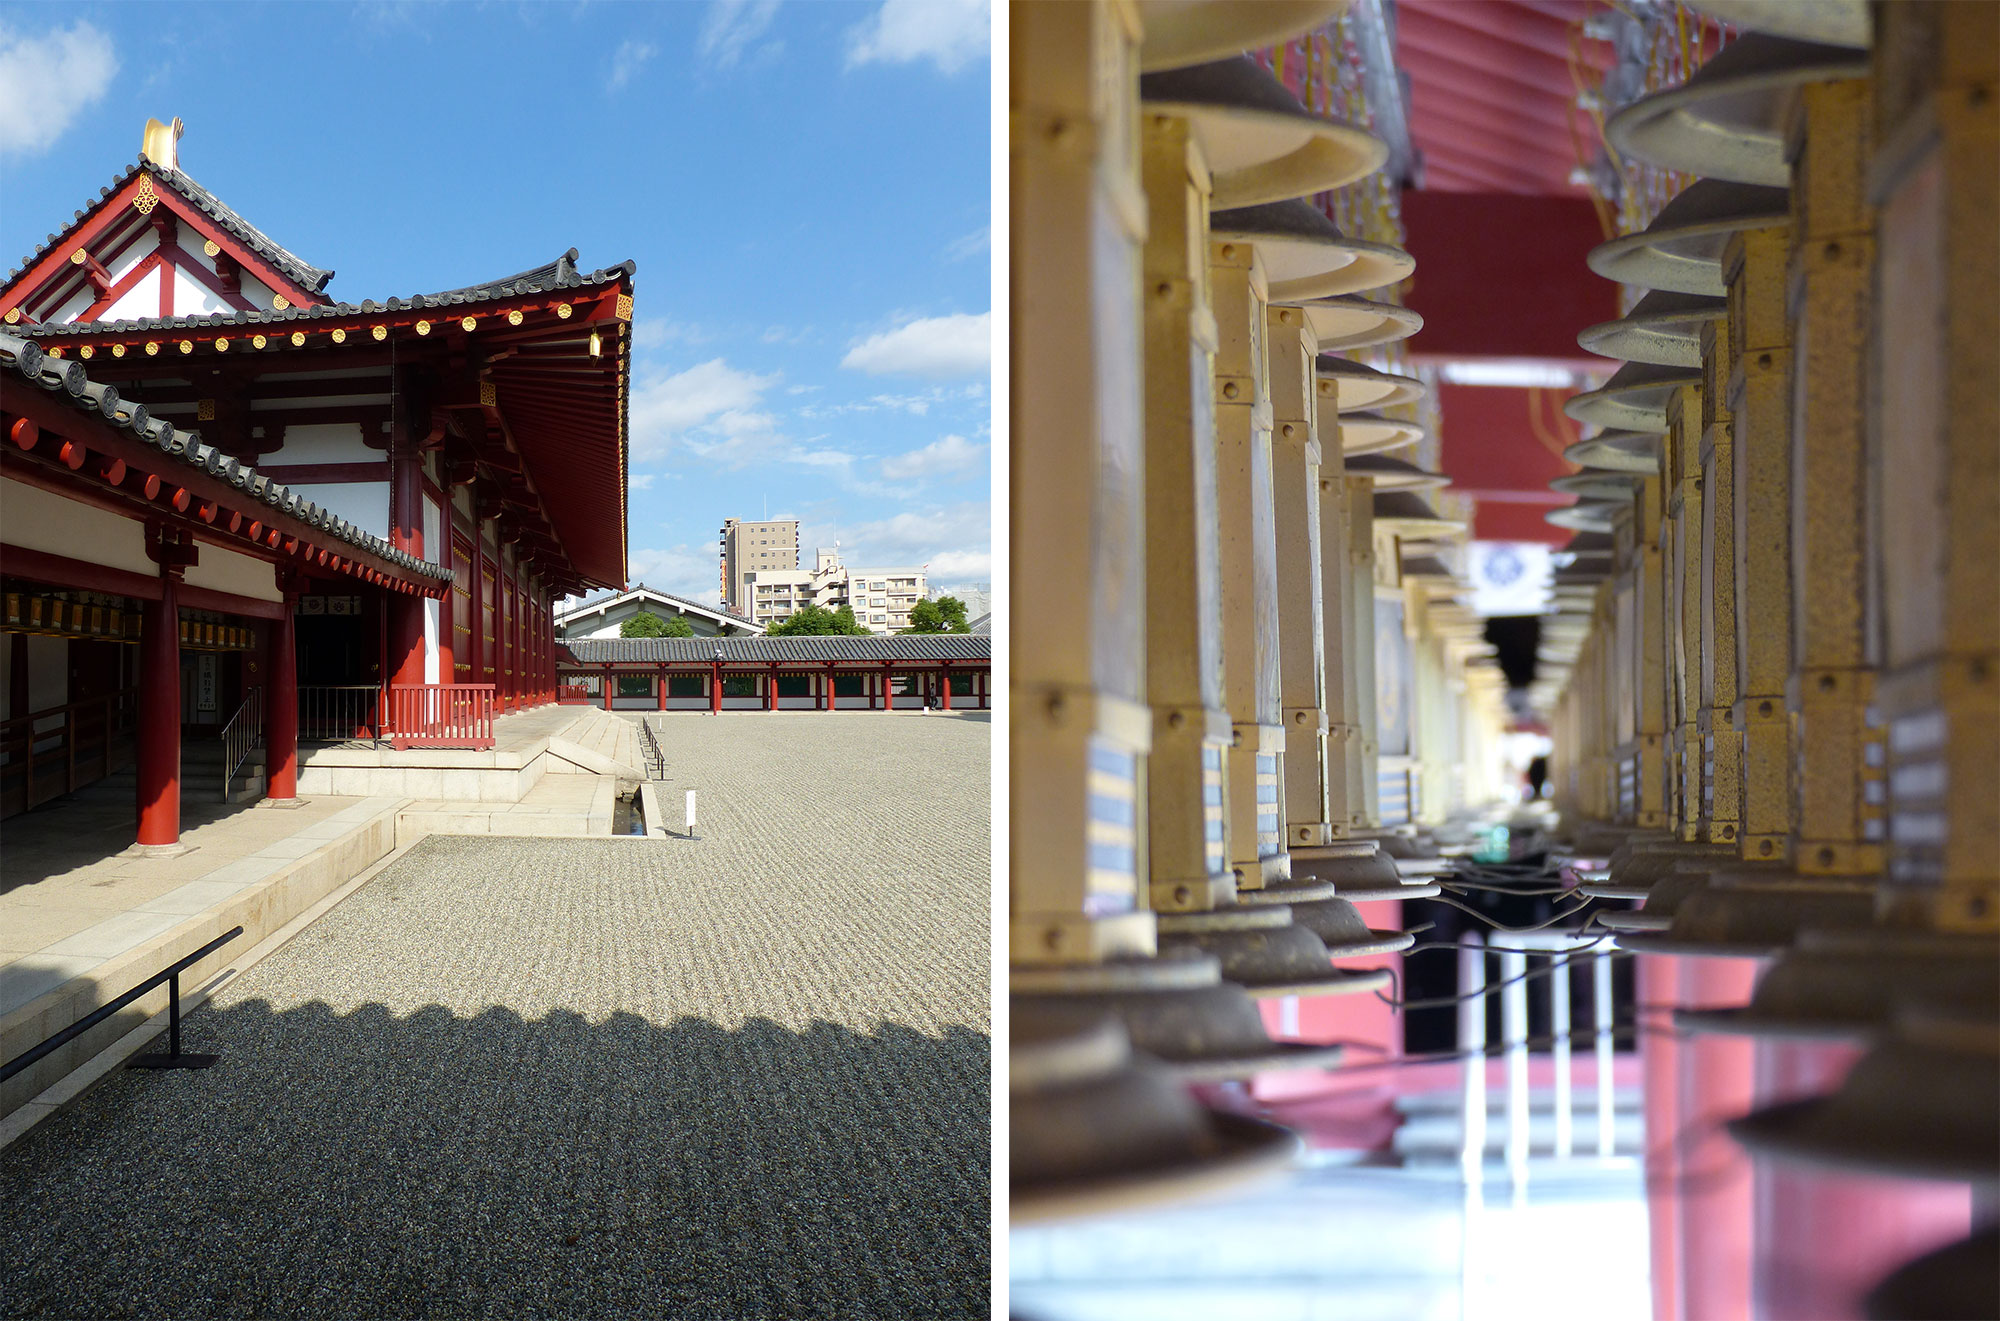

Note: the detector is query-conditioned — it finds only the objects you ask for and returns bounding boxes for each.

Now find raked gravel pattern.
[1,712,991,1319]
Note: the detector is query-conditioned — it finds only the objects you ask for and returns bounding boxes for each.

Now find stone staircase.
[180,737,265,805]
[545,710,644,792]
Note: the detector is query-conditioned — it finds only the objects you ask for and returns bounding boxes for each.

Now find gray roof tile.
[563,635,990,664]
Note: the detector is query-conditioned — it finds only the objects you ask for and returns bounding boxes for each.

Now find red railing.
[386,684,496,750]
[556,681,594,705]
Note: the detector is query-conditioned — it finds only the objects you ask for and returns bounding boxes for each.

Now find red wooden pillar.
[822,663,834,711]
[656,666,668,711]
[765,664,778,712]
[940,665,952,711]
[710,660,723,714]
[879,660,893,711]
[267,590,299,801]
[602,666,613,711]
[135,570,182,848]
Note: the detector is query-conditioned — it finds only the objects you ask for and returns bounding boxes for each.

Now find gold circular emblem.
[415,320,431,336]
[460,316,476,332]
[203,240,221,257]
[179,339,193,354]
[79,345,94,359]
[215,338,229,352]
[331,328,347,344]
[372,324,387,341]
[556,304,573,320]
[145,342,160,356]
[272,295,290,310]
[290,331,305,346]
[508,310,523,326]
[112,343,127,357]
[253,334,268,349]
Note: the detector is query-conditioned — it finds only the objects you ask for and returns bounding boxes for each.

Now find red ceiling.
[1397,0,1615,195]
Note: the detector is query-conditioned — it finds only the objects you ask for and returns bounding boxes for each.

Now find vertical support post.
[135,567,183,849]
[1270,307,1331,851]
[602,667,613,711]
[709,661,722,714]
[657,667,667,711]
[1458,931,1487,1185]
[765,664,777,712]
[1139,109,1233,913]
[822,663,834,712]
[1349,478,1381,827]
[268,585,298,802]
[1700,314,1742,847]
[940,666,952,712]
[1211,235,1287,891]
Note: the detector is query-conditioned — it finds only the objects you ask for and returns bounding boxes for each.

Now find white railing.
[218,686,263,796]
[1459,928,1622,1203]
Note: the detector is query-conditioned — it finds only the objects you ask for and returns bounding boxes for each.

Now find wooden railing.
[387,683,496,750]
[0,688,140,819]
[298,685,383,743]
[557,681,594,705]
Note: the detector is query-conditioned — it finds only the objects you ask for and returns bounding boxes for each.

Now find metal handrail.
[0,925,244,1084]
[218,686,263,796]
[298,685,382,743]
[639,717,666,780]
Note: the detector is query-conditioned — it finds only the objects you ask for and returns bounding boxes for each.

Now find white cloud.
[607,38,656,91]
[700,0,781,70]
[629,358,781,460]
[945,226,989,262]
[847,0,988,74]
[882,434,985,482]
[628,542,723,602]
[0,22,116,157]
[841,312,990,379]
[629,473,657,491]
[802,503,990,576]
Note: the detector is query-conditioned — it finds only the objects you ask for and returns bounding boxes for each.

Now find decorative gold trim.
[556,303,573,320]
[480,381,498,407]
[145,342,159,356]
[330,328,346,344]
[460,315,476,331]
[202,239,220,257]
[290,331,305,346]
[272,295,290,310]
[507,309,523,326]
[415,319,432,336]
[70,249,87,265]
[112,342,126,357]
[215,337,229,352]
[178,339,193,354]
[132,176,159,216]
[79,346,94,359]
[252,334,267,349]
[46,347,62,358]
[198,399,216,421]
[2,308,18,324]
[371,324,387,341]
[614,294,633,321]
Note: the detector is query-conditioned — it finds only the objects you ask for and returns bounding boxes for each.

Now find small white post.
[685,789,698,839]
[1502,947,1530,1204]
[1595,945,1616,1158]
[1552,941,1573,1160]
[1458,932,1487,1186]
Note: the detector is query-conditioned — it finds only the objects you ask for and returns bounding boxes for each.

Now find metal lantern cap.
[1545,501,1622,534]
[1212,200,1415,301]
[1346,452,1447,491]
[1282,295,1424,350]
[1604,34,1871,186]
[1313,353,1425,410]
[1576,288,1729,368]
[1587,178,1791,296]
[1140,57,1389,206]
[1550,471,1644,501]
[1564,359,1700,432]
[1564,428,1663,473]
[1336,411,1427,455]
[1677,928,2000,1039]
[1372,490,1465,535]
[1688,0,1870,50]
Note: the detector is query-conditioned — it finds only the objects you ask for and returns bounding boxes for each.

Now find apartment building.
[718,517,799,613]
[743,547,928,633]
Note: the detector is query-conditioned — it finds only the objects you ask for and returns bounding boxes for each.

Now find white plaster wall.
[271,423,373,466]
[288,482,389,541]
[174,265,231,318]
[106,229,160,284]
[236,271,280,312]
[104,268,162,322]
[1,478,154,577]
[51,285,96,323]
[184,539,283,603]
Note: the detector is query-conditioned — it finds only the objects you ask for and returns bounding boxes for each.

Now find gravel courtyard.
[0,712,991,1319]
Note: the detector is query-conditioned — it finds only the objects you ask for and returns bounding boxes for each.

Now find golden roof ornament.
[140,116,184,170]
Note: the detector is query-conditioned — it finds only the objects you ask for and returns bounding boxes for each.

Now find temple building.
[1,119,632,848]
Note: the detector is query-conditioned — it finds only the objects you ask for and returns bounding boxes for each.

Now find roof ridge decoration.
[555,582,763,629]
[0,330,450,586]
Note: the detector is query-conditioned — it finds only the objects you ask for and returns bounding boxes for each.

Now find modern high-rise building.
[742,546,928,633]
[718,517,798,612]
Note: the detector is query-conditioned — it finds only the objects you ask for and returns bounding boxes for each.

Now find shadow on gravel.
[0,1002,989,1320]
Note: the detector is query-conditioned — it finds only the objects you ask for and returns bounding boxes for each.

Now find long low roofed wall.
[558,634,991,712]
[561,635,990,665]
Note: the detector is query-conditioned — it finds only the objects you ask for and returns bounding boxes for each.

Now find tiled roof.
[563,635,991,664]
[6,160,334,297]
[0,331,450,582]
[555,584,760,630]
[16,245,634,337]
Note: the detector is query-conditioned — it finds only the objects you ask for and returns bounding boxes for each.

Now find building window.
[667,674,706,698]
[833,673,865,697]
[722,674,758,697]
[776,674,811,698]
[617,674,654,698]
[949,673,974,697]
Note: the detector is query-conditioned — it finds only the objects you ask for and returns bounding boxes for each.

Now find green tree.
[767,604,868,636]
[621,610,693,638]
[903,595,971,634]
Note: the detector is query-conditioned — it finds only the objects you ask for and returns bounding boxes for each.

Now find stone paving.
[0,711,991,1319]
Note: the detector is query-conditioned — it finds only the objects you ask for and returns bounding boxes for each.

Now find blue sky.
[0,0,992,604]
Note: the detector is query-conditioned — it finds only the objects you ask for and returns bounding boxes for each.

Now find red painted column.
[657,666,668,711]
[765,664,778,712]
[267,593,299,801]
[1677,955,1761,1321]
[940,665,952,711]
[880,661,893,711]
[823,663,834,711]
[602,666,613,711]
[135,570,182,848]
[1641,955,1685,1321]
[710,661,722,713]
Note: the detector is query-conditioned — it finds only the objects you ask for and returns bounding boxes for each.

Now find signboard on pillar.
[197,653,218,716]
